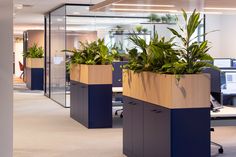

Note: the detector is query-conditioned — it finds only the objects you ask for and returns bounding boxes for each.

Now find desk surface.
[211,106,236,118]
[112,87,123,93]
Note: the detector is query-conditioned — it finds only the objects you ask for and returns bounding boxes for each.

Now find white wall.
[206,14,236,58]
[0,0,13,157]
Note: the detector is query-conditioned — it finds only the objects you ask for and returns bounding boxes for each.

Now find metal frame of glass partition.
[44,3,206,108]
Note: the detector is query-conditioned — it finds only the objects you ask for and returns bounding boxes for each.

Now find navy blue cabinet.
[70,81,112,128]
[123,97,144,157]
[123,96,210,157]
[143,103,171,157]
[26,67,44,90]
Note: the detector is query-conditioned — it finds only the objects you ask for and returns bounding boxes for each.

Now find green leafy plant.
[166,14,177,23]
[125,33,177,72]
[23,43,44,58]
[126,9,216,75]
[148,14,161,23]
[135,25,143,33]
[115,25,124,34]
[65,39,114,65]
[161,16,168,23]
[142,28,148,34]
[167,9,215,74]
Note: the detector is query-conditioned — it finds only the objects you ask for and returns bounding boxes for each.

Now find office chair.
[210,95,224,154]
[19,61,24,79]
[112,61,127,118]
[114,95,123,118]
[203,68,224,155]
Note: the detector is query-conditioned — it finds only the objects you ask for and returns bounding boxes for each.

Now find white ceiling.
[13,0,236,35]
[13,0,103,35]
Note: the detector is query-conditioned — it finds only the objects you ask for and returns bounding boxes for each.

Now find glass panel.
[45,15,50,97]
[50,6,67,107]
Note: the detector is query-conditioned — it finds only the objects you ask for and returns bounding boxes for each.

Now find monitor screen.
[221,70,236,94]
[214,59,232,68]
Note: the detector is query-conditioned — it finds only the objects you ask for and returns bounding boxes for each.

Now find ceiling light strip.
[112,3,175,8]
[204,7,236,11]
[110,8,177,12]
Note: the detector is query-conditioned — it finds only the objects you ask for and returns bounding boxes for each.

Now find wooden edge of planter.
[70,64,112,85]
[26,58,44,68]
[123,69,211,109]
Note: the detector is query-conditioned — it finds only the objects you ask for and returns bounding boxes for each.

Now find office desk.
[211,106,236,118]
[112,87,123,93]
[112,87,123,106]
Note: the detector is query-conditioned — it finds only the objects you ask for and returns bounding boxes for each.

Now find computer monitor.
[220,69,236,94]
[232,60,236,68]
[214,58,232,68]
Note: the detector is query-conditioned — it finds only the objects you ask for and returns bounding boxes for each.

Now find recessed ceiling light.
[112,3,175,8]
[110,8,177,12]
[204,7,236,11]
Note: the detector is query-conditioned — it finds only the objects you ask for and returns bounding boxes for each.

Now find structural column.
[0,0,13,157]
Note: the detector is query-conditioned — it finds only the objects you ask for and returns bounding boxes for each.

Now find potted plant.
[24,43,44,90]
[67,39,114,128]
[115,25,124,34]
[123,10,214,157]
[135,25,143,34]
[148,13,161,23]
[142,28,148,34]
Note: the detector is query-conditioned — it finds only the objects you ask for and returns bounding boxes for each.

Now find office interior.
[2,0,236,157]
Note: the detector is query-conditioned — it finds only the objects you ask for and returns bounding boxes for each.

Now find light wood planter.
[25,58,44,90]
[123,69,211,157]
[70,64,113,128]
[26,58,44,69]
[123,69,210,109]
[70,64,112,84]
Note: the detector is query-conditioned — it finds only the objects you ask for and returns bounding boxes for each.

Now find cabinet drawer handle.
[81,86,86,88]
[128,102,137,105]
[152,109,162,113]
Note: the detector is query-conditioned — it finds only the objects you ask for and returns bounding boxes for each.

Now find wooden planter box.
[25,58,44,90]
[123,69,210,109]
[70,64,112,128]
[122,69,211,157]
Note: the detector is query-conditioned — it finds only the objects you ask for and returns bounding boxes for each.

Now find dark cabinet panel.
[123,98,133,156]
[26,67,44,90]
[143,103,171,157]
[70,81,112,128]
[123,97,210,157]
[132,99,144,157]
[123,97,143,157]
[88,85,112,128]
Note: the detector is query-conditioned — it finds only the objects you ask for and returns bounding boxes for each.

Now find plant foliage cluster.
[67,39,115,65]
[24,43,44,58]
[125,10,215,74]
[148,13,177,23]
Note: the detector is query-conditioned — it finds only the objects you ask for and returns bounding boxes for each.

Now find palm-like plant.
[167,9,214,74]
[126,33,177,72]
[126,9,215,75]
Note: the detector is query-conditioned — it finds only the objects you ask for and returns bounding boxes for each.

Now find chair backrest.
[19,61,24,71]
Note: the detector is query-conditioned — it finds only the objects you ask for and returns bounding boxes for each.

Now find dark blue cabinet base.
[70,81,112,128]
[123,96,210,157]
[26,67,44,90]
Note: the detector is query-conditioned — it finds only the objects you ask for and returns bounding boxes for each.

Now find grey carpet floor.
[13,90,236,157]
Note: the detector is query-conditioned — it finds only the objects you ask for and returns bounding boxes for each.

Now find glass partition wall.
[45,4,205,107]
